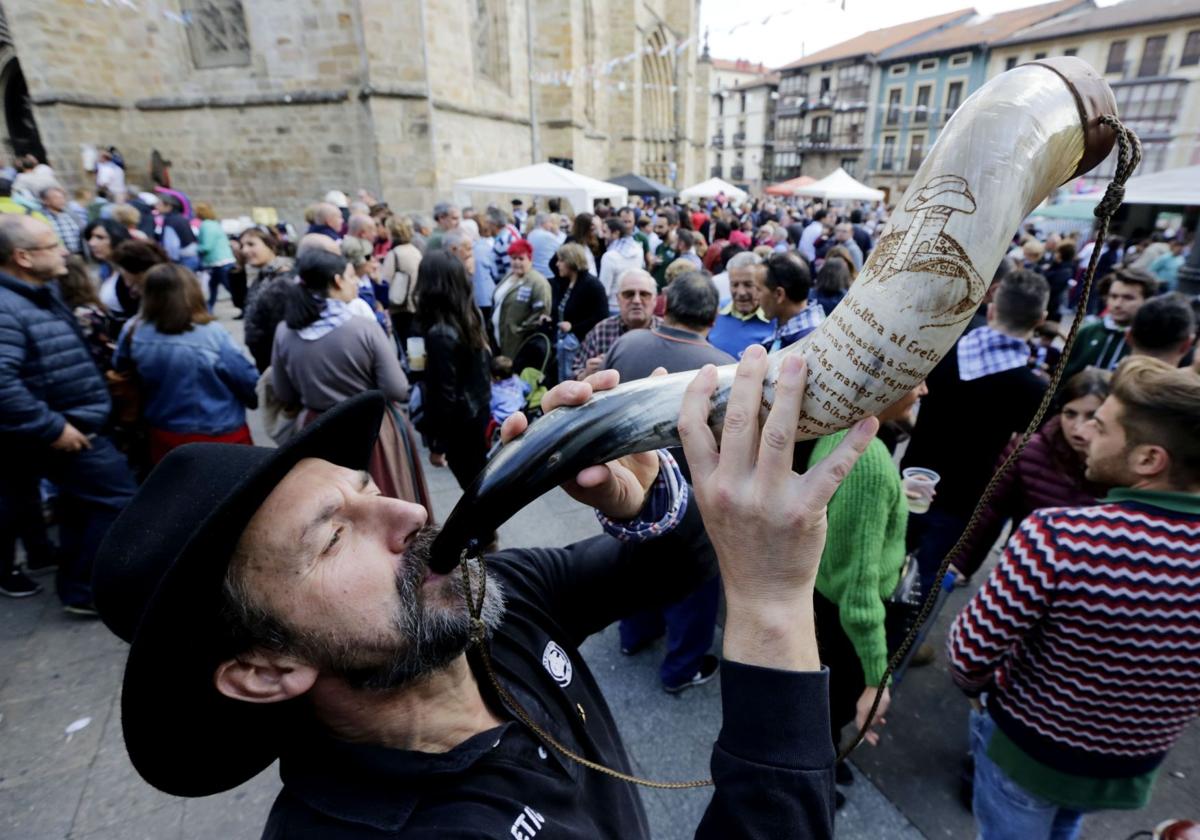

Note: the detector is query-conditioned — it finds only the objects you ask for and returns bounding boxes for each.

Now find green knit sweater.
[807,432,908,685]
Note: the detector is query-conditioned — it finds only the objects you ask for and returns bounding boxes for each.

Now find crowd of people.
[1,149,1198,839]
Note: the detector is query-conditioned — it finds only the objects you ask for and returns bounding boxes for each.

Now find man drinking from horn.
[93,348,876,838]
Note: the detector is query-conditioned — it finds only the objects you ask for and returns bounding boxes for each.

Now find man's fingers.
[649,366,668,378]
[541,379,592,413]
[583,368,620,392]
[721,344,769,476]
[757,354,807,479]
[499,412,528,445]
[678,365,719,484]
[802,416,879,511]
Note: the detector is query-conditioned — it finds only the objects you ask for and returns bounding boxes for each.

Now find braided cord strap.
[838,115,1143,764]
[460,552,714,789]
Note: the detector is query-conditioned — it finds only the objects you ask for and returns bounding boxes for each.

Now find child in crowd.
[489,355,531,426]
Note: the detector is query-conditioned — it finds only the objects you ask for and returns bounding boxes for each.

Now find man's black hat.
[94,392,386,796]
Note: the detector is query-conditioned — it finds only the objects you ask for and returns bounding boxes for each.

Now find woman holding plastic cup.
[951,368,1111,581]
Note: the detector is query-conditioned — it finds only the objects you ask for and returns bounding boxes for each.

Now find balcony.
[711,134,724,148]
[730,165,745,180]
[775,96,806,117]
[732,132,746,146]
[797,131,863,152]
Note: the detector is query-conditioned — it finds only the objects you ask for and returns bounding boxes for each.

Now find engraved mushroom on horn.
[862,174,985,328]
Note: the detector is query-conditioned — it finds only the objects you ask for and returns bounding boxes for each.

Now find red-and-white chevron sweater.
[948,488,1200,778]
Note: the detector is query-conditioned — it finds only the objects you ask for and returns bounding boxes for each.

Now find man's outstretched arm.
[679,347,878,840]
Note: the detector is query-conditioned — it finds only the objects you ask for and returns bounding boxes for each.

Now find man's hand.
[500,369,662,520]
[578,356,604,380]
[678,346,878,671]
[855,686,891,746]
[51,423,92,453]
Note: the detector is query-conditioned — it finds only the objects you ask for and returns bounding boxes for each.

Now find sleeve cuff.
[596,449,688,542]
[717,660,835,770]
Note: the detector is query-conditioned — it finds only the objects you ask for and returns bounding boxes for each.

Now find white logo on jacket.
[541,640,572,687]
[510,805,545,839]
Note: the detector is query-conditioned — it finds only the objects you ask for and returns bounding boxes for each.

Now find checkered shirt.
[770,303,825,348]
[572,314,662,379]
[956,325,1032,382]
[596,449,688,541]
[48,209,82,254]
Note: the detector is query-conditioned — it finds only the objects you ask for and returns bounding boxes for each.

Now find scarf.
[298,297,354,341]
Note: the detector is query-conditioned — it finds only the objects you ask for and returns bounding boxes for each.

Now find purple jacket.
[954,415,1107,577]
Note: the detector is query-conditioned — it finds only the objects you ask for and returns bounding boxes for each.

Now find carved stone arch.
[640,26,674,182]
[471,0,510,89]
[0,2,45,161]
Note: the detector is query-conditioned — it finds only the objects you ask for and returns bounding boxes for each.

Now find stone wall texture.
[2,0,710,221]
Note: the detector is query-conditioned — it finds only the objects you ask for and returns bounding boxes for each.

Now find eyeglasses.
[619,290,655,300]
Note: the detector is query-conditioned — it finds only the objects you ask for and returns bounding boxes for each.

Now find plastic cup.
[406,336,426,372]
[902,467,940,514]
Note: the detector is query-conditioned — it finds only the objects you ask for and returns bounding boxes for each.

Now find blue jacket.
[114,321,259,435]
[0,271,111,445]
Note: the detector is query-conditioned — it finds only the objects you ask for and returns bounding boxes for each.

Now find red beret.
[507,238,533,258]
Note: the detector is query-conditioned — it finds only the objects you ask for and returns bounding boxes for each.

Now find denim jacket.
[114,321,259,434]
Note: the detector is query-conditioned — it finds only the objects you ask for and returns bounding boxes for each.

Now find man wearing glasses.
[0,215,136,611]
[573,269,660,380]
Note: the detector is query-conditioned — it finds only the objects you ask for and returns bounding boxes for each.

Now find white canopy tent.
[1121,164,1200,206]
[793,167,885,203]
[452,162,627,212]
[678,177,748,202]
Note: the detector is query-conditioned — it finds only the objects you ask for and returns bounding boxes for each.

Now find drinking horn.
[429,57,1118,572]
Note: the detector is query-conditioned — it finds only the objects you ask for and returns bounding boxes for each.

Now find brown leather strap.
[1027,57,1119,180]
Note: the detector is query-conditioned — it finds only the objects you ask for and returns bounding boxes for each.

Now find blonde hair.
[194,201,218,221]
[1111,356,1200,486]
[1022,239,1045,261]
[387,216,413,245]
[111,203,141,229]
[555,242,589,273]
[664,258,693,285]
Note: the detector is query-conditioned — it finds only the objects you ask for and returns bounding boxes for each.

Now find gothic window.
[182,0,251,69]
[472,0,509,88]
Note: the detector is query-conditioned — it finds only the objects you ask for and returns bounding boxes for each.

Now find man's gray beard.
[290,525,506,691]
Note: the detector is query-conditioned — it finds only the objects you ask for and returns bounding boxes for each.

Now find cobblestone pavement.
[1,299,1194,838]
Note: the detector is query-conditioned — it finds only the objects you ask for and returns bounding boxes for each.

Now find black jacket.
[423,320,491,425]
[0,272,110,446]
[262,497,837,838]
[902,341,1046,519]
[551,273,610,343]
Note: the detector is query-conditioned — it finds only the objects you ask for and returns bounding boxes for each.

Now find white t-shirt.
[96,160,126,198]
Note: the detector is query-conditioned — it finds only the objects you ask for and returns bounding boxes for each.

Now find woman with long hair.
[415,250,492,489]
[272,250,431,513]
[57,256,116,371]
[84,218,133,317]
[568,211,603,274]
[112,264,258,465]
[813,254,852,316]
[110,240,170,322]
[240,226,296,372]
[953,368,1112,580]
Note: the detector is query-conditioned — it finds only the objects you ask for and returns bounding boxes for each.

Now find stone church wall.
[3,0,709,221]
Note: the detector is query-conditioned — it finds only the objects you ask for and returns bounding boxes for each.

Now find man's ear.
[214,650,318,704]
[1130,442,1171,483]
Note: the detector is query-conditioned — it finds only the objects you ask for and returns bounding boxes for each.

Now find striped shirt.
[948,489,1200,779]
